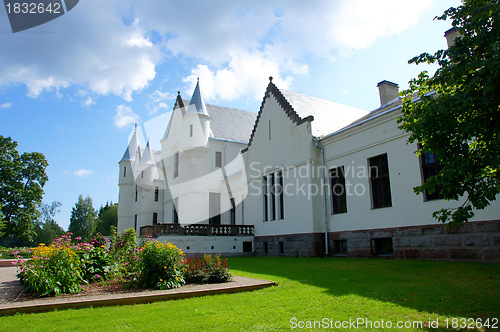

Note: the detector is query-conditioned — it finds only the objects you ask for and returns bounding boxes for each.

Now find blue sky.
[0,0,460,230]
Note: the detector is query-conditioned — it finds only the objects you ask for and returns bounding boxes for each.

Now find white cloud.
[0,102,12,109]
[0,0,435,104]
[183,51,293,102]
[82,97,95,108]
[0,0,159,100]
[73,169,94,177]
[114,104,140,129]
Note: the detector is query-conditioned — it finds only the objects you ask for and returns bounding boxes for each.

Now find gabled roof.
[245,78,368,150]
[162,100,257,143]
[119,127,140,163]
[280,90,368,137]
[207,104,257,142]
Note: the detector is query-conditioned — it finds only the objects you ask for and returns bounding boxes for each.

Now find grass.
[1,257,499,331]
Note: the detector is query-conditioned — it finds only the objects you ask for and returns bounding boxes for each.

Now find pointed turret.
[185,78,209,116]
[137,140,159,189]
[120,125,141,163]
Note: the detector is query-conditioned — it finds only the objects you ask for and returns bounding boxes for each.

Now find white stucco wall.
[322,109,500,233]
[244,95,323,237]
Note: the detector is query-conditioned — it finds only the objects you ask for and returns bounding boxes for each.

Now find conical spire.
[119,125,141,163]
[185,78,209,116]
[139,140,155,166]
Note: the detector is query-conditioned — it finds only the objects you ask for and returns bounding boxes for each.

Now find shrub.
[17,236,84,297]
[183,254,232,284]
[109,228,140,283]
[139,241,185,290]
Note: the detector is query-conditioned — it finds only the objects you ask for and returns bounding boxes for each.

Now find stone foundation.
[254,233,325,257]
[328,220,500,262]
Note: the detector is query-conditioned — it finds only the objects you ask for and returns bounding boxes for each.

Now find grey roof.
[280,89,368,138]
[207,104,257,142]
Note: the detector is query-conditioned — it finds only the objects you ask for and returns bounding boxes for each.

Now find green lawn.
[1,257,499,331]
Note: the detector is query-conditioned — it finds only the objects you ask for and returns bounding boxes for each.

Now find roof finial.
[269,76,273,82]
[197,77,199,82]
[134,123,137,132]
[177,91,181,95]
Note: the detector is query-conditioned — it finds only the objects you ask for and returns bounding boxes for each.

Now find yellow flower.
[159,279,163,282]
[164,266,167,269]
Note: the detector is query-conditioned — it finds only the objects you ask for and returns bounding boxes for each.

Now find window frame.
[330,166,347,214]
[369,153,392,209]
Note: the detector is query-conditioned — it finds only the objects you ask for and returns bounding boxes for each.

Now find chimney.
[444,27,460,48]
[377,80,399,106]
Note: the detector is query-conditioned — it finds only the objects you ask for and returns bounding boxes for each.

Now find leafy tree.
[33,201,65,245]
[93,202,118,236]
[68,195,97,241]
[0,136,48,239]
[398,0,499,226]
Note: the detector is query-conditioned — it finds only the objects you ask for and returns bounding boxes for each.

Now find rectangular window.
[371,238,394,256]
[190,124,193,137]
[369,154,392,209]
[152,212,158,225]
[135,185,138,202]
[420,150,444,201]
[174,151,179,178]
[330,166,347,214]
[269,120,271,140]
[263,242,269,255]
[230,198,236,225]
[262,176,268,221]
[123,166,126,177]
[134,214,138,232]
[154,186,159,202]
[270,174,276,221]
[215,151,222,168]
[278,242,284,255]
[209,192,221,225]
[333,240,348,255]
[277,171,284,219]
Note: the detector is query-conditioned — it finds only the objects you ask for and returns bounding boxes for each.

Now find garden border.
[0,275,275,316]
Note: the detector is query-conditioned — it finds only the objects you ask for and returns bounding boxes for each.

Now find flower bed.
[14,229,233,298]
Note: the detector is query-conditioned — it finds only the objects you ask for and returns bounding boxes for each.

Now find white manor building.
[118,32,499,261]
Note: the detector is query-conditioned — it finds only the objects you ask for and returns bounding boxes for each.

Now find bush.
[17,235,84,297]
[109,228,140,283]
[183,254,232,284]
[139,241,185,290]
[77,234,113,282]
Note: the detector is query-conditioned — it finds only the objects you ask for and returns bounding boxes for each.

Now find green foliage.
[93,202,118,236]
[183,254,232,284]
[0,135,48,239]
[109,227,140,283]
[398,0,500,225]
[77,245,112,282]
[33,201,65,246]
[16,235,84,297]
[139,241,185,290]
[68,195,97,242]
